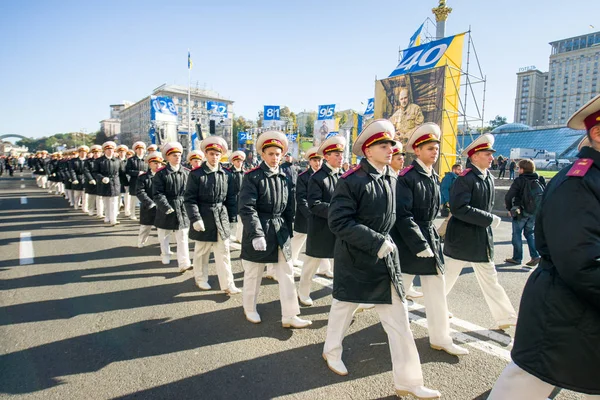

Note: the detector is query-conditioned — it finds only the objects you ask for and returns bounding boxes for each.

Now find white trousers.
[123,190,131,216]
[444,256,517,326]
[73,190,84,210]
[102,196,119,224]
[193,236,235,290]
[36,175,42,187]
[157,228,191,268]
[128,194,137,218]
[323,286,424,389]
[291,232,307,263]
[96,195,104,217]
[66,189,74,205]
[298,256,334,298]
[242,249,300,318]
[138,225,153,246]
[37,175,47,188]
[489,361,600,400]
[402,272,452,346]
[82,192,89,213]
[234,216,243,241]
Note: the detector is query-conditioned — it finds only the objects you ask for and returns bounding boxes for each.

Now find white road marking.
[20,196,27,204]
[19,232,34,265]
[20,184,25,189]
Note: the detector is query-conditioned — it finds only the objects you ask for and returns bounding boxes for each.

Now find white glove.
[38,169,43,172]
[90,179,96,185]
[377,239,396,259]
[52,173,56,177]
[193,220,205,232]
[149,203,156,208]
[416,248,434,258]
[166,208,175,215]
[252,237,267,251]
[491,215,502,229]
[139,171,144,175]
[102,177,109,184]
[72,180,79,185]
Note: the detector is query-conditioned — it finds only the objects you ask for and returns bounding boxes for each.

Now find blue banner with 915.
[317,104,335,120]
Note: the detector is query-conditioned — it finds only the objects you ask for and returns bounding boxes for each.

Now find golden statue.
[432,0,452,22]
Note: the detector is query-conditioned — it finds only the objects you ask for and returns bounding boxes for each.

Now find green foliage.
[232,116,253,149]
[305,113,315,137]
[15,131,98,151]
[489,115,508,129]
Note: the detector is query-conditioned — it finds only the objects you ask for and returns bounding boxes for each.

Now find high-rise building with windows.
[514,31,600,127]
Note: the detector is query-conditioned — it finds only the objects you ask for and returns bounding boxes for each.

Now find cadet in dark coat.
[490,94,600,399]
[443,134,517,330]
[239,131,310,329]
[93,142,123,225]
[69,146,89,210]
[298,137,345,305]
[323,119,440,399]
[185,138,239,295]
[60,153,74,206]
[47,153,61,194]
[84,145,103,218]
[152,142,192,272]
[227,150,245,243]
[125,141,147,220]
[290,146,322,266]
[135,151,162,248]
[390,123,468,356]
[116,145,130,217]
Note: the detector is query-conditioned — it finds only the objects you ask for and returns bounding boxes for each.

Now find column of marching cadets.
[27,93,600,399]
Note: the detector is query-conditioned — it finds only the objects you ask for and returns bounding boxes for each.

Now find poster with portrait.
[375,66,445,147]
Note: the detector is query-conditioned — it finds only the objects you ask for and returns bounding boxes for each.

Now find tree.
[305,113,315,137]
[232,116,253,150]
[489,115,508,129]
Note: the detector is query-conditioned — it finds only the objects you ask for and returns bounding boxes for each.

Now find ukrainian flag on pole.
[188,50,193,70]
[408,23,424,48]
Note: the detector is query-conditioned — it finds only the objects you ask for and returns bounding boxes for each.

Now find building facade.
[118,84,234,147]
[514,31,600,127]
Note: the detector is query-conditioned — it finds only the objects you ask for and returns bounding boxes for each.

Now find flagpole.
[188,49,192,151]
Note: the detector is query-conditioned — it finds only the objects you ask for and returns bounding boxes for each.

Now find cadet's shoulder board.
[192,165,202,171]
[245,166,260,175]
[298,169,310,177]
[183,167,191,172]
[341,165,360,178]
[223,166,232,172]
[399,165,414,177]
[566,158,593,177]
[139,171,147,176]
[156,166,166,172]
[460,168,472,177]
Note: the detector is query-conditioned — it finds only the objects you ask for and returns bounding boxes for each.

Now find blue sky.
[0,0,595,139]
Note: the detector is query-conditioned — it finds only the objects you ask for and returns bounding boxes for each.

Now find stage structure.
[374,1,487,175]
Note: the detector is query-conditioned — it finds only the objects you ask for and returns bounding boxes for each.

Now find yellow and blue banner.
[389,33,465,77]
[188,51,193,70]
[407,23,423,48]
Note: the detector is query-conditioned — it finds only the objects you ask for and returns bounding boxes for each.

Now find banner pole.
[188,49,192,150]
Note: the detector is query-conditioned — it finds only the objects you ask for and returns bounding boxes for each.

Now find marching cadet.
[60,151,73,206]
[443,133,517,329]
[187,149,204,170]
[489,94,600,400]
[94,141,123,226]
[290,146,322,266]
[116,145,131,217]
[125,142,147,220]
[83,145,101,216]
[135,151,163,248]
[184,137,241,295]
[390,123,468,356]
[147,144,158,153]
[37,150,49,188]
[227,150,245,243]
[152,142,192,272]
[69,145,89,210]
[323,119,440,399]
[297,136,345,305]
[239,131,311,328]
[47,153,61,194]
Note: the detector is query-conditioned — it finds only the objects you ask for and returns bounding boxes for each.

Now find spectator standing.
[498,157,507,179]
[509,159,517,180]
[438,163,463,239]
[504,159,545,267]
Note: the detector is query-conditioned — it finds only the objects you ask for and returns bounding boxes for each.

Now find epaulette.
[566,158,593,177]
[183,167,191,172]
[191,165,202,171]
[341,165,360,178]
[156,166,166,172]
[460,168,472,177]
[223,166,232,172]
[399,165,414,177]
[245,166,260,175]
[298,169,310,177]
[139,172,147,176]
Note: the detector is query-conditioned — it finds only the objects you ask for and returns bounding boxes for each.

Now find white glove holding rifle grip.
[377,239,396,259]
[89,179,96,185]
[491,215,502,229]
[193,220,205,232]
[101,177,110,184]
[72,180,79,185]
[252,237,267,251]
[416,247,434,258]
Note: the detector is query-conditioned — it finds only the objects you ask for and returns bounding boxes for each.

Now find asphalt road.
[0,173,584,400]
